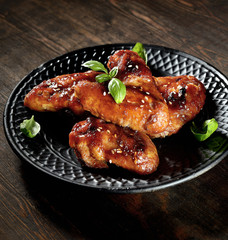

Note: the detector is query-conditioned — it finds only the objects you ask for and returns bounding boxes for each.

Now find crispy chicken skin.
[74,80,169,136]
[153,75,206,137]
[69,117,159,175]
[24,71,99,115]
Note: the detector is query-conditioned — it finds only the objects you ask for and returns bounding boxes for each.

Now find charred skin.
[153,75,206,137]
[69,117,159,175]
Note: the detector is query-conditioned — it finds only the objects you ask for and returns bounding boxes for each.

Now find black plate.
[3,44,228,193]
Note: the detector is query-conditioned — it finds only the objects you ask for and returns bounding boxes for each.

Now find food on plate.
[82,60,127,104]
[74,80,169,136]
[24,71,99,115]
[20,115,40,138]
[23,44,207,175]
[190,118,218,141]
[75,49,169,135]
[107,50,166,104]
[69,117,159,175]
[152,75,206,137]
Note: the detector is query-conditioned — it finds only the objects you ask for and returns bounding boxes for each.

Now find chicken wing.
[69,117,159,175]
[74,50,169,135]
[107,49,166,102]
[74,80,169,136]
[24,70,99,115]
[107,50,206,137]
[152,75,206,137]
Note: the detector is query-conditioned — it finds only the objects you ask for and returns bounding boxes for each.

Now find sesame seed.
[116,149,122,154]
[97,127,103,132]
[53,88,60,91]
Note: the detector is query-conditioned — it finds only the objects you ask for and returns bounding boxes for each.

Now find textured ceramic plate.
[4,44,228,193]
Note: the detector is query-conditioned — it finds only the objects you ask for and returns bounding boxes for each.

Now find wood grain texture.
[0,0,228,239]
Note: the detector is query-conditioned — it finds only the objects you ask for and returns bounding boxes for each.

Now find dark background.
[1,0,228,239]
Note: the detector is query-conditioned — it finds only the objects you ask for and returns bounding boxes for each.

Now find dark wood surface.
[1,0,228,239]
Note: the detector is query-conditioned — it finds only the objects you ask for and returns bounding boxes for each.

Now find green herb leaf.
[82,60,126,103]
[132,42,148,64]
[108,78,126,104]
[190,118,218,141]
[205,134,228,153]
[109,66,118,78]
[82,60,108,74]
[20,115,40,138]
[95,73,111,83]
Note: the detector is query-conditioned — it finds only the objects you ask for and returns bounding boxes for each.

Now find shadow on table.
[20,161,177,239]
[20,156,228,240]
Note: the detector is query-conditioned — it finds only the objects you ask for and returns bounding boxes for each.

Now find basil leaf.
[109,66,118,78]
[108,78,126,104]
[205,134,228,153]
[95,73,111,83]
[81,60,126,103]
[132,42,147,64]
[20,115,40,138]
[190,118,218,141]
[82,60,108,74]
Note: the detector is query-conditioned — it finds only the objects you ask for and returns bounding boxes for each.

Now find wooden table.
[1,0,227,239]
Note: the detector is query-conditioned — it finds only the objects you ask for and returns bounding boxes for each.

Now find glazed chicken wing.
[107,50,206,137]
[152,75,206,137]
[74,50,169,135]
[107,50,163,99]
[74,80,169,136]
[24,71,99,115]
[69,117,159,175]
